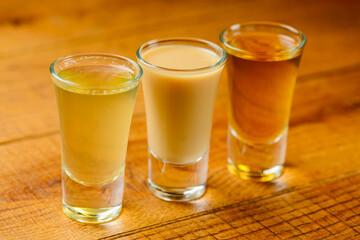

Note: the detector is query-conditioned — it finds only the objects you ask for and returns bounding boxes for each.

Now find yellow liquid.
[54,65,139,186]
[140,45,223,165]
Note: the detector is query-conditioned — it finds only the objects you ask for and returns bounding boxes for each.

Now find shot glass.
[50,53,142,223]
[136,38,226,201]
[220,22,306,181]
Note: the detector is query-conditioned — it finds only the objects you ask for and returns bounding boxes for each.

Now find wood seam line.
[97,170,360,240]
[296,62,360,82]
[0,130,59,147]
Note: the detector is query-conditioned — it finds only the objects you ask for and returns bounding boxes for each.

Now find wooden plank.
[0,0,358,75]
[1,68,360,238]
[0,0,359,239]
[0,0,358,145]
[0,0,359,78]
[104,172,360,240]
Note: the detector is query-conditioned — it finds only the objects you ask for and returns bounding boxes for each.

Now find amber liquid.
[226,32,301,143]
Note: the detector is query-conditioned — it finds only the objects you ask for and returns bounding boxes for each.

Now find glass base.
[227,126,287,182]
[227,160,284,182]
[62,168,124,223]
[148,150,208,202]
[63,202,122,224]
[148,180,205,202]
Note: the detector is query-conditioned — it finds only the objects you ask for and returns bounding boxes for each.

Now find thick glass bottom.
[148,180,205,202]
[148,150,208,202]
[227,160,284,182]
[63,202,122,224]
[62,168,124,223]
[227,126,287,182]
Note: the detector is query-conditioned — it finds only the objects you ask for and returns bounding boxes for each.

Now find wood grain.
[102,172,360,240]
[0,0,360,239]
[0,0,359,143]
[1,65,360,239]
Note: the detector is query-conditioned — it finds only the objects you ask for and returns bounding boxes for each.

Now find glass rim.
[50,53,143,90]
[219,21,306,56]
[136,37,227,72]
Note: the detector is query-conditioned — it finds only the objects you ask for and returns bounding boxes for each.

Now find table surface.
[1,0,360,239]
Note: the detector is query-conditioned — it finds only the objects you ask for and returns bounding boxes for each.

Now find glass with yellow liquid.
[220,22,306,181]
[50,54,142,223]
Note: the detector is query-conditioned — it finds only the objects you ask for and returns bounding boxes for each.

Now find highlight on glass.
[220,22,306,181]
[137,38,226,201]
[50,53,142,223]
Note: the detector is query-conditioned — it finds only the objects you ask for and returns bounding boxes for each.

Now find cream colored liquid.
[54,65,139,186]
[140,45,223,165]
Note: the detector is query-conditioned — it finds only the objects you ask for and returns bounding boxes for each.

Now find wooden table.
[1,0,360,239]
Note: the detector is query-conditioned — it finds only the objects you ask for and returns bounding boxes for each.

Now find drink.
[51,54,142,223]
[141,45,221,165]
[220,22,306,181]
[56,66,138,186]
[226,32,301,143]
[137,39,226,201]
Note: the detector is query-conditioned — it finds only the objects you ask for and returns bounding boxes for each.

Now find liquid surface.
[225,31,301,143]
[140,45,224,165]
[56,65,135,93]
[54,65,139,186]
[227,32,298,53]
[143,45,219,69]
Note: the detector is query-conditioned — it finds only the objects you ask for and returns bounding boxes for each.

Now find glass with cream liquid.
[137,38,226,201]
[50,54,142,223]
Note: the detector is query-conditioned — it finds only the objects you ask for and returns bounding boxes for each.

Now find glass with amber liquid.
[220,22,306,181]
[50,54,142,223]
